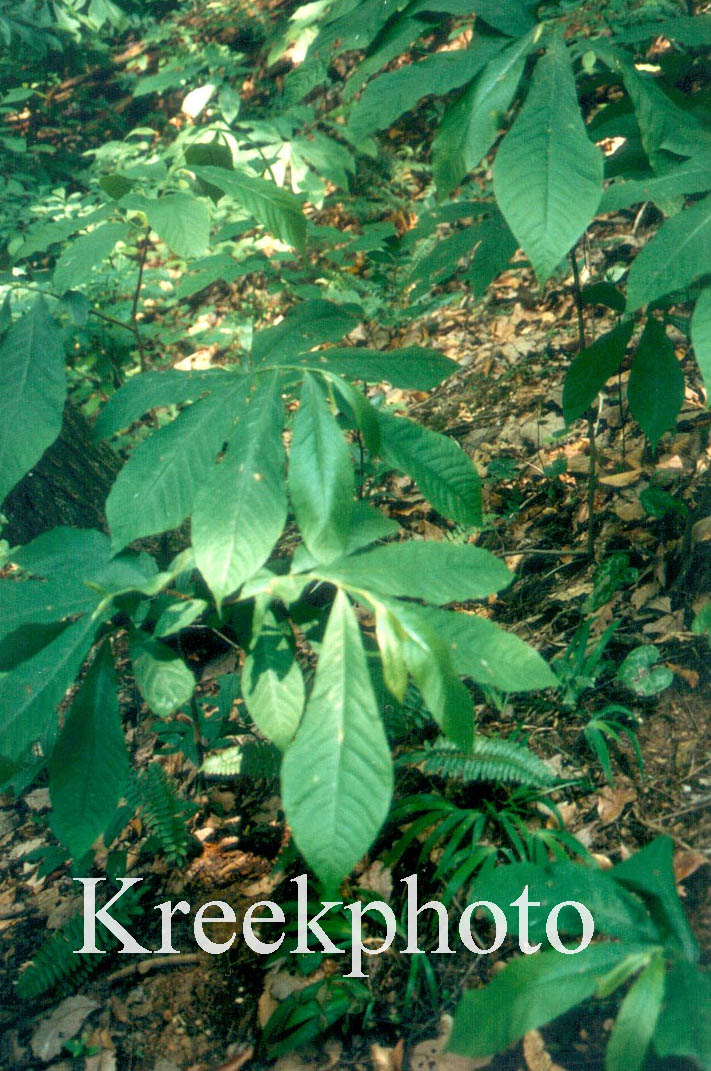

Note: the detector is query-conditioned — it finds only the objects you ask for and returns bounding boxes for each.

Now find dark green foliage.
[16,882,144,1000]
[128,763,195,866]
[399,735,559,788]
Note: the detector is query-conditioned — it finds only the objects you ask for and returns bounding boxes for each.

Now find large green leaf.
[628,317,684,448]
[600,151,711,213]
[348,40,504,139]
[563,320,635,424]
[0,297,66,503]
[252,299,359,366]
[193,374,287,608]
[433,32,534,198]
[420,606,558,691]
[317,542,511,606]
[129,632,195,718]
[448,945,644,1059]
[53,221,128,293]
[626,195,711,311]
[143,193,210,259]
[654,962,711,1069]
[411,0,536,36]
[49,644,129,860]
[0,611,104,768]
[606,953,664,1071]
[242,608,304,751]
[281,590,393,887]
[467,858,661,944]
[0,529,112,640]
[298,347,457,389]
[106,381,247,550]
[377,409,481,525]
[93,369,236,440]
[493,34,603,283]
[192,166,307,253]
[288,373,353,562]
[691,286,711,396]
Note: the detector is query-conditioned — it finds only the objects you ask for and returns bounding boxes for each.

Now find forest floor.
[1,4,711,1071]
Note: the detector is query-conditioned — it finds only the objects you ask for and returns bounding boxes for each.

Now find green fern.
[129,762,195,865]
[16,883,144,1000]
[399,735,560,788]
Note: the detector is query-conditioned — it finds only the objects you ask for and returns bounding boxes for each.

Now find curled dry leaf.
[597,785,636,826]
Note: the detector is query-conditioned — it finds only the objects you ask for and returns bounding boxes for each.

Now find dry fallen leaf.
[30,995,99,1062]
[523,1029,567,1071]
[673,849,710,883]
[371,1039,404,1071]
[409,1014,493,1071]
[597,785,636,826]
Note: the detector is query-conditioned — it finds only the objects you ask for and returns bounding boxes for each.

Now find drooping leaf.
[626,195,711,311]
[348,40,504,139]
[420,606,558,691]
[563,320,634,424]
[53,221,128,293]
[691,286,711,397]
[448,945,646,1060]
[0,297,66,503]
[192,166,307,253]
[129,632,195,718]
[93,368,236,440]
[317,542,511,606]
[612,838,698,963]
[288,373,353,562]
[606,953,665,1071]
[653,962,711,1068]
[328,374,381,454]
[193,374,287,608]
[627,317,684,448]
[242,609,304,751]
[620,60,711,167]
[0,612,104,768]
[49,644,129,860]
[106,381,248,551]
[143,193,210,259]
[493,34,603,282]
[377,409,481,525]
[281,590,393,888]
[389,601,475,749]
[433,32,534,197]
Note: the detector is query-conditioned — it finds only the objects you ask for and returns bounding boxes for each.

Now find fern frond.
[16,884,143,1000]
[128,763,194,865]
[400,735,559,788]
